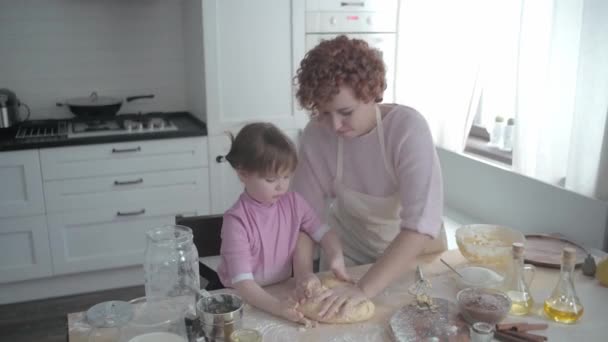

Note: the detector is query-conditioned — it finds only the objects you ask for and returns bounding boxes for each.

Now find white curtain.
[396,0,608,201]
[513,0,608,200]
[395,0,491,152]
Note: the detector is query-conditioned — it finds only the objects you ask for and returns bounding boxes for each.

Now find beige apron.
[326,106,447,267]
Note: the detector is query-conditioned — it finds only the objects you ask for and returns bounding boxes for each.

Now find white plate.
[128,332,186,342]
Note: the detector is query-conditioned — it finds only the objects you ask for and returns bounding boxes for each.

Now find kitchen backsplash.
[0,0,202,120]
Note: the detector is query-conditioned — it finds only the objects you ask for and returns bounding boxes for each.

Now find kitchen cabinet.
[202,0,304,136]
[0,150,45,218]
[47,200,200,275]
[41,137,210,275]
[39,137,208,181]
[0,215,53,283]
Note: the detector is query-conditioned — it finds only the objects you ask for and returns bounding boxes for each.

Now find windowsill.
[464,125,512,166]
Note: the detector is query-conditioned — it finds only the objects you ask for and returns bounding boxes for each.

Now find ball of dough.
[299,277,375,324]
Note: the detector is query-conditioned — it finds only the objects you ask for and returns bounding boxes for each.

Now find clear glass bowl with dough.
[456,224,525,269]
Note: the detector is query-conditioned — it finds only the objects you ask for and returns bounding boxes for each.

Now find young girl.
[216,122,348,325]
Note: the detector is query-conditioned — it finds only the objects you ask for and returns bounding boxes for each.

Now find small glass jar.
[230,328,263,342]
[469,322,494,342]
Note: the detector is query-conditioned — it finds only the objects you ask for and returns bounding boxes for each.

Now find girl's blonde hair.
[224,122,297,176]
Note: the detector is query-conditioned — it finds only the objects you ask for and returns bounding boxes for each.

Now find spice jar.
[469,321,494,342]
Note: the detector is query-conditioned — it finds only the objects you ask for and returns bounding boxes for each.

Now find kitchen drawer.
[40,137,208,180]
[44,168,209,213]
[0,215,52,283]
[47,199,204,275]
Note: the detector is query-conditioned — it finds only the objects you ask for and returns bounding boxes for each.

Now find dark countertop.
[0,112,207,152]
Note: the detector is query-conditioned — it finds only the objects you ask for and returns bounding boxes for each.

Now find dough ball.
[299,276,375,324]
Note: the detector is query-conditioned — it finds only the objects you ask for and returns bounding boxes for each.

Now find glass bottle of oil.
[544,247,584,323]
[503,242,535,315]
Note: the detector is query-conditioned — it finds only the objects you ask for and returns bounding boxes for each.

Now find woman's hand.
[327,254,353,283]
[313,283,369,320]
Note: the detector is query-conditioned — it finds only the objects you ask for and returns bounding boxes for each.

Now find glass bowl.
[456,287,511,324]
[453,265,504,290]
[456,224,525,268]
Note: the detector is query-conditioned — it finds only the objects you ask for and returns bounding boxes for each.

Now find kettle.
[0,88,30,129]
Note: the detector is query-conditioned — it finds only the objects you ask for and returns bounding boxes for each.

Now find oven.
[304,0,399,103]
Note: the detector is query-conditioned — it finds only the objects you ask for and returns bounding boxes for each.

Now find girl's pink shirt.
[218,191,328,287]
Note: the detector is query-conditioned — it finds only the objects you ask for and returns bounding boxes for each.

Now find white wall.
[439,147,608,251]
[0,0,194,120]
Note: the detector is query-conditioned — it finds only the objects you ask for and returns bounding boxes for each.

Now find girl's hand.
[314,283,368,320]
[295,273,323,303]
[273,298,315,327]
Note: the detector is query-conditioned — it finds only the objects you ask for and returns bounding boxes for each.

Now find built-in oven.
[304,0,399,102]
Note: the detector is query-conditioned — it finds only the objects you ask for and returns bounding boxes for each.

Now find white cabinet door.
[202,0,299,135]
[208,129,300,215]
[47,200,202,275]
[0,150,45,218]
[0,215,52,283]
[208,134,243,214]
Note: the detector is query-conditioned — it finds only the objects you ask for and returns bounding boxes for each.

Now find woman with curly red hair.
[291,36,447,320]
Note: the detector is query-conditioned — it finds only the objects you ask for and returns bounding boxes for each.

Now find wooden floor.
[0,286,144,342]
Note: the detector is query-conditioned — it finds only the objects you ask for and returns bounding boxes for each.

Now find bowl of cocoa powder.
[456,287,511,324]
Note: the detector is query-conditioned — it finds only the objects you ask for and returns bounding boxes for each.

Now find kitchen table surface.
[67,248,608,341]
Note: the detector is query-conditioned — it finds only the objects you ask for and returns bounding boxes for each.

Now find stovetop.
[0,112,207,151]
[16,115,178,140]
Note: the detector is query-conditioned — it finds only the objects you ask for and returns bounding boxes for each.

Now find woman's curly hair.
[295,35,386,112]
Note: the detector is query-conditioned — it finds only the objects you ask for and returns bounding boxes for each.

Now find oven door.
[305,33,396,103]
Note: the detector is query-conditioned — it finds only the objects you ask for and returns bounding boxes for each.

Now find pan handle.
[125,94,155,102]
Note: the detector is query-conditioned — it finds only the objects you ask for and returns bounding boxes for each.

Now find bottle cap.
[507,118,515,125]
[563,247,577,264]
[495,116,505,123]
[512,242,525,257]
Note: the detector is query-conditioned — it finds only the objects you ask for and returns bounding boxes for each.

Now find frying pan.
[57,91,154,118]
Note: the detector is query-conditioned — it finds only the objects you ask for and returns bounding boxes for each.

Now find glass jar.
[144,224,201,317]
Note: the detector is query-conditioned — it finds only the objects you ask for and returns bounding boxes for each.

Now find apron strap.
[336,137,344,182]
[375,106,398,184]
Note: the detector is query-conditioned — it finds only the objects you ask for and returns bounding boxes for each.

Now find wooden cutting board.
[388,298,469,342]
[524,234,587,268]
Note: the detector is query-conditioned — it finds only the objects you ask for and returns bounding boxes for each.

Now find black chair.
[175,214,225,290]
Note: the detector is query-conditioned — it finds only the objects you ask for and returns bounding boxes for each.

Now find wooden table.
[68,249,608,341]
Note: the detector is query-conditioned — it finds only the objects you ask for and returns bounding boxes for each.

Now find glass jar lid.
[86,301,134,328]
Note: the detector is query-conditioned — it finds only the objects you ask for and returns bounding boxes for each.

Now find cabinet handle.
[112,146,141,153]
[216,155,225,163]
[114,178,144,186]
[116,209,146,216]
[341,1,365,6]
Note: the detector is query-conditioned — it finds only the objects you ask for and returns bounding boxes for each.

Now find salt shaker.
[470,322,494,342]
[500,118,515,151]
[488,116,505,147]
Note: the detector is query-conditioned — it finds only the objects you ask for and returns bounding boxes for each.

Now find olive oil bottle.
[544,247,584,324]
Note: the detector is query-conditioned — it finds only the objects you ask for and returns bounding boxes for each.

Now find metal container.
[196,293,244,342]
